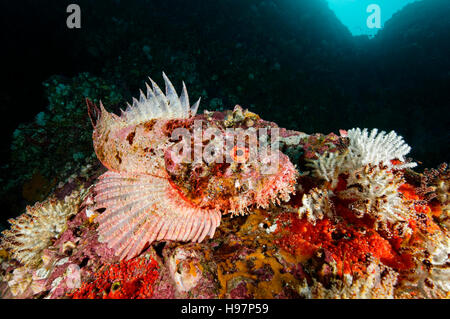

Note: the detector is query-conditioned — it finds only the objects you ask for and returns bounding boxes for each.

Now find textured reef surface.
[0,75,448,299]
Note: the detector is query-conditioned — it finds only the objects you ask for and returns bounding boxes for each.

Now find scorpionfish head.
[163,117,298,216]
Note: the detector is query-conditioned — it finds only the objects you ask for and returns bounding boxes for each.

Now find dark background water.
[0,0,449,227]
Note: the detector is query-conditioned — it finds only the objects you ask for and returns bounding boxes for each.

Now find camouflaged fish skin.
[88,73,298,260]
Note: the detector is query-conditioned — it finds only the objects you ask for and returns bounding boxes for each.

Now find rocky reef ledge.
[0,108,448,299]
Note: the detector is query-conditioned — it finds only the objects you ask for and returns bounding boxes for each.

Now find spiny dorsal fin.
[121,72,201,125]
[86,98,101,127]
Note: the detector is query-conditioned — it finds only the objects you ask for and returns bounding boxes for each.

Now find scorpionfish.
[87,73,298,260]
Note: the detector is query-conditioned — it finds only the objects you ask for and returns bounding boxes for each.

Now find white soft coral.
[309,128,417,184]
[345,128,417,170]
[338,163,412,234]
[0,188,86,267]
[306,152,344,188]
[304,128,417,235]
[397,231,450,298]
[298,187,335,225]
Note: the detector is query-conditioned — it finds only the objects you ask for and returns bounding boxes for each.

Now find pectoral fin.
[93,171,221,260]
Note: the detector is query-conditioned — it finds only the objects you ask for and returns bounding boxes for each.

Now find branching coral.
[298,188,335,225]
[0,188,87,267]
[412,163,450,224]
[296,133,449,298]
[308,128,416,185]
[298,260,399,299]
[304,128,417,236]
[396,231,450,298]
[306,151,344,188]
[339,163,412,235]
[345,128,417,170]
[415,163,448,202]
[426,234,450,293]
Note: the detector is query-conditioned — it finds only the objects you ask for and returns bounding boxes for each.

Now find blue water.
[326,0,422,36]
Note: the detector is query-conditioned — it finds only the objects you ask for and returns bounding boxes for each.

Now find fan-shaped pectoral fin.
[93,171,221,260]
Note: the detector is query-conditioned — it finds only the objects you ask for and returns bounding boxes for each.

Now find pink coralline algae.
[300,132,342,160]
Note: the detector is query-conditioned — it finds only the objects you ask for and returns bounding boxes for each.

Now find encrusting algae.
[0,74,448,299]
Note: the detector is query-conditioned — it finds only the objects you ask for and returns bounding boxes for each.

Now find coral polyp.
[0,188,87,267]
[297,260,399,299]
[345,128,417,170]
[307,128,416,186]
[338,162,412,234]
[304,128,420,236]
[298,187,335,224]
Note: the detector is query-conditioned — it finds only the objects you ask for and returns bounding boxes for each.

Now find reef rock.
[0,75,448,299]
